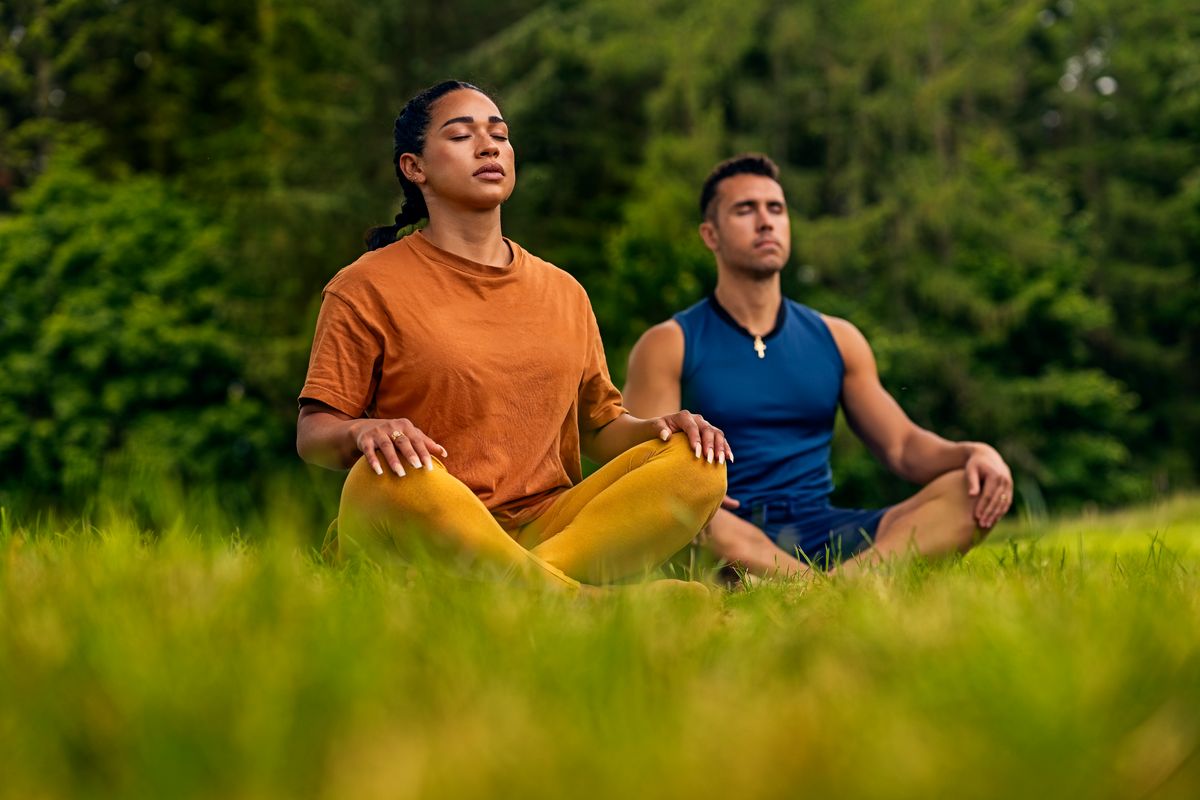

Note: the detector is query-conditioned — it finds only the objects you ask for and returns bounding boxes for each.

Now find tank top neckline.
[707,293,788,341]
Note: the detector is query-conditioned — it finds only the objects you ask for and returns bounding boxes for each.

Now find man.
[623,154,1013,577]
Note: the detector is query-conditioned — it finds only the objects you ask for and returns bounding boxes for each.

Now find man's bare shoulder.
[818,314,873,368]
[636,319,684,348]
[628,320,685,377]
[624,320,686,415]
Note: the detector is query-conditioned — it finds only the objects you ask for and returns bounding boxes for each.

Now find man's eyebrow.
[439,115,506,129]
[730,198,785,208]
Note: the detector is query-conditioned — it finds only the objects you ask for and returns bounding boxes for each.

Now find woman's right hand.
[350,418,448,477]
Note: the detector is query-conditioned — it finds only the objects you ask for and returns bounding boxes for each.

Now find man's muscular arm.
[622,321,731,464]
[823,316,1013,529]
[623,321,686,419]
[624,322,804,577]
[584,321,731,466]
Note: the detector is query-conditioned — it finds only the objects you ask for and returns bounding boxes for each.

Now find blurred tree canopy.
[0,0,1196,512]
[0,159,286,504]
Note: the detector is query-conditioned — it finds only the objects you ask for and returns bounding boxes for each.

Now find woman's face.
[402,89,516,212]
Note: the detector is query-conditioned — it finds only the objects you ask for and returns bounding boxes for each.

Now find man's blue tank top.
[674,296,844,507]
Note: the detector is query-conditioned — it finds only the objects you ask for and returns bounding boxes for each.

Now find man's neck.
[713,271,783,336]
[420,206,511,267]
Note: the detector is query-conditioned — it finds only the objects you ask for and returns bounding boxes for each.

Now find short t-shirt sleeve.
[299,290,382,417]
[579,301,626,431]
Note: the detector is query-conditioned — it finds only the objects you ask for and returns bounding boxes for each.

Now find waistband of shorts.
[733,495,831,519]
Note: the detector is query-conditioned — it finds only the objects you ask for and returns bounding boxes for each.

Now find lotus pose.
[623,154,1013,577]
[296,81,727,589]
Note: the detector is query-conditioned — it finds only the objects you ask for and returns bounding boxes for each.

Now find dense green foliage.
[1,0,1196,510]
[2,497,1200,798]
[0,161,285,508]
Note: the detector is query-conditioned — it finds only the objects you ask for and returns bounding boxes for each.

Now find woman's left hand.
[654,410,733,465]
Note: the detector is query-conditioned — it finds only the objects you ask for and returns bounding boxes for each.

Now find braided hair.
[365,80,487,251]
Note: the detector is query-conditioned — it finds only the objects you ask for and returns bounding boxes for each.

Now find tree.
[0,160,284,505]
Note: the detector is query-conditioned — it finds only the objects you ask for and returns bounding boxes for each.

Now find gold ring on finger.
[390,430,407,442]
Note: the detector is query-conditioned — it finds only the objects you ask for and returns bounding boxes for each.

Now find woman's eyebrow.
[438,115,506,129]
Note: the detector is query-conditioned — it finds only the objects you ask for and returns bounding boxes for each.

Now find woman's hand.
[350,418,448,477]
[653,410,733,465]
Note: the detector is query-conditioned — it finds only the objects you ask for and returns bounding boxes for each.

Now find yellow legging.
[332,434,726,589]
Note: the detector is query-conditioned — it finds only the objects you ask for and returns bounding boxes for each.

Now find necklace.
[708,293,784,360]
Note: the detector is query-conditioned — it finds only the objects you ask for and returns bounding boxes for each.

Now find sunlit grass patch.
[1,497,1199,799]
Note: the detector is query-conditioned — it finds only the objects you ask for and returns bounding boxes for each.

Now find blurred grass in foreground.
[1,496,1199,799]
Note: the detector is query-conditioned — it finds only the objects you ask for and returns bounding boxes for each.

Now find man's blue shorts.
[732,498,892,570]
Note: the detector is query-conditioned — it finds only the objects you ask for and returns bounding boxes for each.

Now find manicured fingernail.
[706,448,713,464]
[409,456,422,469]
[718,453,725,465]
[660,429,669,441]
[423,457,433,471]
[694,443,702,459]
[373,464,383,476]
[394,464,406,477]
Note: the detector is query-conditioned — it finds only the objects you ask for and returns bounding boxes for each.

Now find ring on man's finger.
[390,430,407,442]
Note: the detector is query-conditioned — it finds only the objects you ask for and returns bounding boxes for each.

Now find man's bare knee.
[705,518,752,562]
[703,510,797,573]
[924,469,975,521]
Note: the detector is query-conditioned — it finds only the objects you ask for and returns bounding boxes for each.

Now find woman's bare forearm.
[296,408,363,470]
[582,414,662,464]
[297,406,450,477]
[582,410,732,466]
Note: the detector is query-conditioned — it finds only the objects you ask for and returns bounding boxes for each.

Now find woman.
[297,80,728,590]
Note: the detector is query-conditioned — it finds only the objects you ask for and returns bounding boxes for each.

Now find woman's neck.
[420,207,511,267]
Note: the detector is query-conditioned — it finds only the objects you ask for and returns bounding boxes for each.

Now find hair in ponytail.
[365,80,487,251]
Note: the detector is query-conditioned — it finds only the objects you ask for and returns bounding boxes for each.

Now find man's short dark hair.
[699,154,781,220]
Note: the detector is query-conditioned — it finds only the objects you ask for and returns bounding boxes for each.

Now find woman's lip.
[473,163,506,177]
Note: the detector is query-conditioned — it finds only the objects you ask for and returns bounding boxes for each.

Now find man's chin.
[733,261,786,280]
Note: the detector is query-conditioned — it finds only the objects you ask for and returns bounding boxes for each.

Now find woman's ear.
[398,153,425,185]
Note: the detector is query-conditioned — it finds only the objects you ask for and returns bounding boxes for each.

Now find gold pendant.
[753,335,766,359]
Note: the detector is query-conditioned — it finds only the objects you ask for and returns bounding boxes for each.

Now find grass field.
[2,495,1199,799]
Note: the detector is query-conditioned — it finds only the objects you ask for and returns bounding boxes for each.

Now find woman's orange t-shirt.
[299,232,626,529]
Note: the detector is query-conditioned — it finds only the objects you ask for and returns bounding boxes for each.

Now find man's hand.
[652,410,734,465]
[965,444,1013,529]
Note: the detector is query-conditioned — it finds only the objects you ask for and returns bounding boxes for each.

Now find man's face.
[699,174,790,278]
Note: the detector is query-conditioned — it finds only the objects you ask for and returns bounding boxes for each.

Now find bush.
[0,160,288,506]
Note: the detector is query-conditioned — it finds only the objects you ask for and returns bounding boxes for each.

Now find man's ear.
[398,153,425,185]
[698,219,719,253]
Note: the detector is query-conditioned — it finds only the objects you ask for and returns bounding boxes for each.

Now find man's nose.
[756,210,773,230]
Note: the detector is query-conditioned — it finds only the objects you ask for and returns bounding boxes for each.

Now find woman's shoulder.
[512,241,589,301]
[322,238,417,300]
